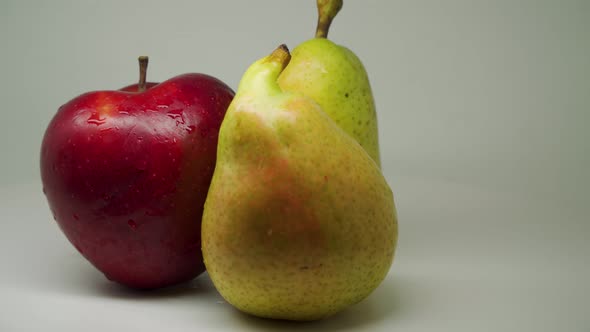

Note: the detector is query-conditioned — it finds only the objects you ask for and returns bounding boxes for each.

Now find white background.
[1,0,588,331]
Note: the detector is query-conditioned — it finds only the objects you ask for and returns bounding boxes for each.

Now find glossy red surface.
[40,74,234,289]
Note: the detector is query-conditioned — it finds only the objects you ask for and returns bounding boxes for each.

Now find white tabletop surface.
[1,172,587,331]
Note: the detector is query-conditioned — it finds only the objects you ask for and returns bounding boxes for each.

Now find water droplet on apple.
[87,112,106,126]
[172,137,177,143]
[73,214,79,220]
[136,159,147,171]
[157,105,169,109]
[119,110,130,115]
[127,219,138,230]
[167,109,186,125]
[167,109,183,119]
[186,125,196,134]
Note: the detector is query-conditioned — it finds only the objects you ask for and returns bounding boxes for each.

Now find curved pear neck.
[236,45,291,97]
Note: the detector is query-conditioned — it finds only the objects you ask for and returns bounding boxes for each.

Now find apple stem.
[138,56,149,92]
[315,0,343,38]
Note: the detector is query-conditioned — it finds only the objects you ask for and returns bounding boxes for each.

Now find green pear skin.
[277,0,380,166]
[202,45,397,321]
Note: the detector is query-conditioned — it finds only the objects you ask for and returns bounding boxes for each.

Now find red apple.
[40,57,234,289]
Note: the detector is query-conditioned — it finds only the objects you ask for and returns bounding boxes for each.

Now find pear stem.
[138,56,149,92]
[268,44,291,70]
[315,0,343,38]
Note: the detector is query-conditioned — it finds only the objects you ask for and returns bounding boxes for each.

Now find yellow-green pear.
[277,0,381,166]
[202,45,398,321]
